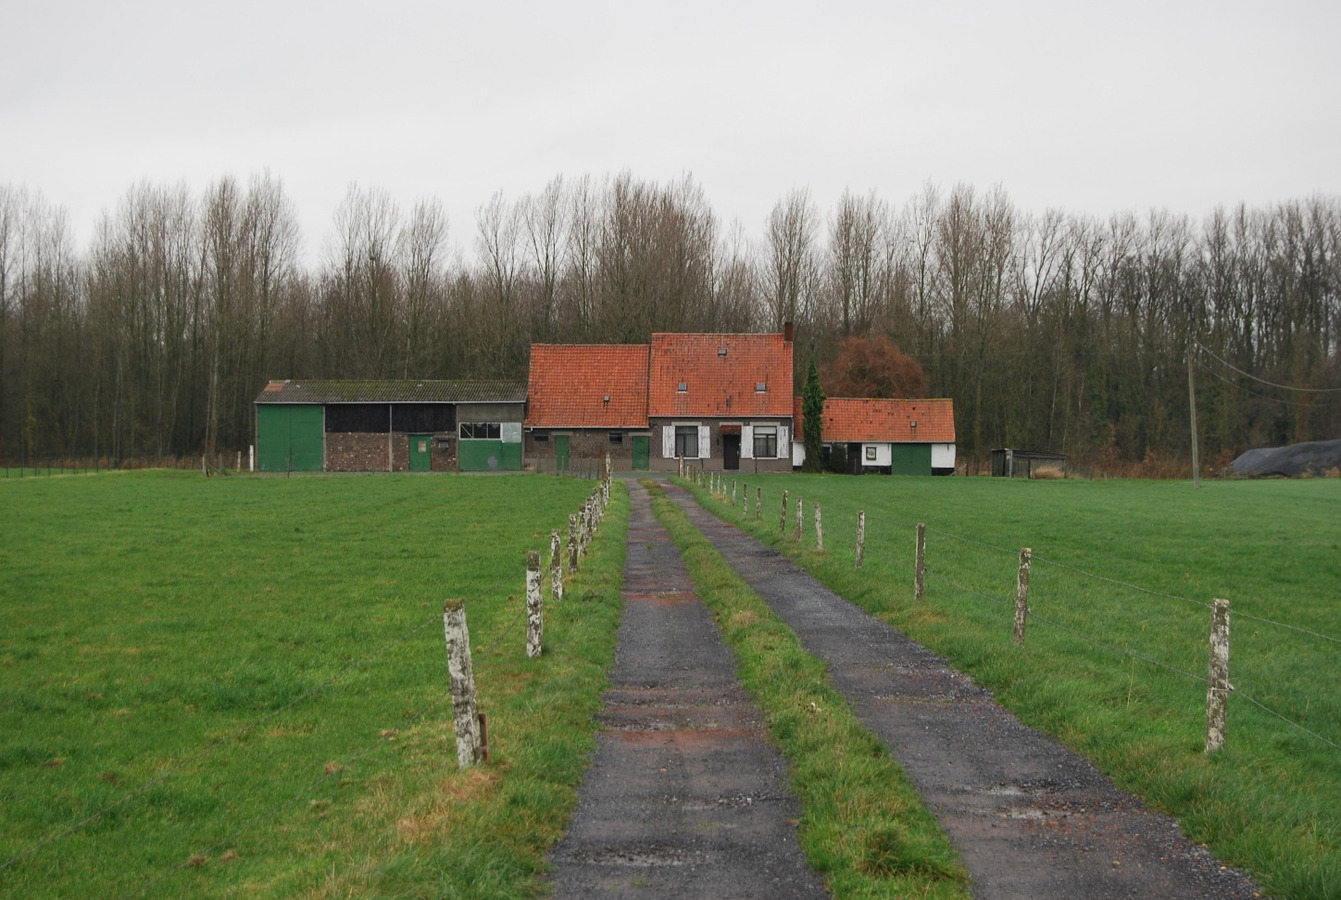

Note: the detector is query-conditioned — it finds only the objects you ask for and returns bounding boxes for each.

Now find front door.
[723,434,740,470]
[632,435,649,470]
[554,435,570,474]
[409,434,431,471]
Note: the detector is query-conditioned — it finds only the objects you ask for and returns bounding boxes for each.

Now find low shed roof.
[794,397,957,443]
[525,344,650,428]
[255,379,526,405]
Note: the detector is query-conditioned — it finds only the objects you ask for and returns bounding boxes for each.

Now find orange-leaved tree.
[822,335,927,398]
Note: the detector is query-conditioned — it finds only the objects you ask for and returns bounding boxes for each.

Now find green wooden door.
[891,443,932,476]
[632,435,649,470]
[409,434,431,472]
[257,404,324,472]
[555,435,570,474]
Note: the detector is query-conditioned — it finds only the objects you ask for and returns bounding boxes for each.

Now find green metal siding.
[500,442,522,471]
[257,404,324,472]
[891,443,932,476]
[554,435,570,474]
[459,440,504,471]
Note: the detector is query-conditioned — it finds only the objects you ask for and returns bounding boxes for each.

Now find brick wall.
[325,432,458,472]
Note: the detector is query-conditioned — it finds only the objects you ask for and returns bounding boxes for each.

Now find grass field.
[685,472,1340,899]
[0,471,626,898]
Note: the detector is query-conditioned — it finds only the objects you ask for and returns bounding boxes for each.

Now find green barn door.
[891,443,932,476]
[409,434,431,471]
[257,404,324,472]
[554,435,570,474]
[632,435,649,470]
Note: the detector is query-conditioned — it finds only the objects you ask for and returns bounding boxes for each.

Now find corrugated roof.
[254,379,526,405]
[648,332,793,418]
[525,344,650,428]
[793,397,956,443]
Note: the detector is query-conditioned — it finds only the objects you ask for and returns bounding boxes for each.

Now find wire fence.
[681,469,1340,754]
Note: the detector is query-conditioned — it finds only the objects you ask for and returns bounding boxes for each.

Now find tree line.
[1,172,1337,470]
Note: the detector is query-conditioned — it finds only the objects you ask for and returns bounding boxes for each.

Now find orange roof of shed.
[525,344,650,428]
[793,397,956,443]
[648,332,793,418]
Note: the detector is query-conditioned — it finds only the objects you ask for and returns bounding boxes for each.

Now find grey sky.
[4,0,1338,263]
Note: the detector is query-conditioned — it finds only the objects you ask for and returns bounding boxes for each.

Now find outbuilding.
[254,379,526,473]
[793,397,957,475]
[524,344,653,472]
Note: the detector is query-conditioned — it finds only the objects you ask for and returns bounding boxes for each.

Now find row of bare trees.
[2,173,1338,469]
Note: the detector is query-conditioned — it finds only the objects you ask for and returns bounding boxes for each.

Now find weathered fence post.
[741,482,748,515]
[815,502,824,551]
[550,530,563,601]
[443,599,483,769]
[1012,547,1032,645]
[856,510,865,568]
[755,486,762,520]
[1206,598,1231,754]
[732,480,737,507]
[794,497,803,541]
[567,514,578,573]
[915,523,926,602]
[780,490,789,533]
[526,551,543,658]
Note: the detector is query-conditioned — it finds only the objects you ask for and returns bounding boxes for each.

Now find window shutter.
[777,425,789,457]
[662,425,675,459]
[741,425,754,459]
[698,425,710,459]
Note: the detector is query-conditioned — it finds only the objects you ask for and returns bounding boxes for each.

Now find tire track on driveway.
[547,480,828,898]
[665,482,1261,900]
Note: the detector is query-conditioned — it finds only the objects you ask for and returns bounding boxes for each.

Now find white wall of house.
[862,443,893,467]
[932,442,956,470]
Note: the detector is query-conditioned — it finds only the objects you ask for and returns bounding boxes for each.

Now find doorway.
[723,434,740,470]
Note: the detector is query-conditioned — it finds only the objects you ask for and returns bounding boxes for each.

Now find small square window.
[609,432,624,444]
[677,382,688,393]
[756,382,767,392]
[865,446,877,461]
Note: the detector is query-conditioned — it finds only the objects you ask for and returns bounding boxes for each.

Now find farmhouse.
[648,329,794,473]
[793,397,957,475]
[254,379,526,472]
[524,344,653,472]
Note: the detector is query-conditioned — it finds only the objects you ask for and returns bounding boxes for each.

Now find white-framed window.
[675,425,699,458]
[753,425,778,459]
[460,422,500,439]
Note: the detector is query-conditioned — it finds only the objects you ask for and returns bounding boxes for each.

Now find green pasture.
[0,471,626,898]
[686,472,1340,899]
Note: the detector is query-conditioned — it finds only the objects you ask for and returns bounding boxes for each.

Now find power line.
[1194,339,1341,393]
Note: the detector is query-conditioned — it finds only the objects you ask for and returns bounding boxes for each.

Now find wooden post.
[526,551,543,658]
[732,479,737,507]
[567,514,578,573]
[856,510,865,568]
[741,482,748,515]
[755,486,761,520]
[1012,547,1032,645]
[915,523,926,602]
[815,502,823,551]
[443,600,482,769]
[1206,598,1230,753]
[550,530,563,601]
[780,490,789,533]
[794,497,803,541]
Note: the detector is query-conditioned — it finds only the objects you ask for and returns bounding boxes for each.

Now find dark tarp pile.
[1230,439,1341,477]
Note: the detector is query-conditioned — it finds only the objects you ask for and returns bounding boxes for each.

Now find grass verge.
[681,473,1340,900]
[645,481,970,899]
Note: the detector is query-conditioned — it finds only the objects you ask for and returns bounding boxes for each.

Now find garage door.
[257,405,324,472]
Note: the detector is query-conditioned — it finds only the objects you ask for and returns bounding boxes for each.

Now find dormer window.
[677,382,688,393]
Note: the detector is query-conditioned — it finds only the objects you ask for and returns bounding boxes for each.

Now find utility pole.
[1188,338,1200,488]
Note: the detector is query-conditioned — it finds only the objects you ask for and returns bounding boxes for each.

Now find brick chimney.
[783,321,794,343]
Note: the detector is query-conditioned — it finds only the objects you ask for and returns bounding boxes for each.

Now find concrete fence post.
[526,551,543,658]
[550,530,563,601]
[568,514,578,573]
[815,502,824,551]
[780,490,789,534]
[1206,598,1231,754]
[1012,548,1032,645]
[732,479,737,507]
[915,523,926,602]
[794,497,803,541]
[741,482,748,516]
[443,600,483,769]
[856,510,865,568]
[755,486,762,520]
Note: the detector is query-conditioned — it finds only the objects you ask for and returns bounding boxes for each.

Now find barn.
[254,379,526,473]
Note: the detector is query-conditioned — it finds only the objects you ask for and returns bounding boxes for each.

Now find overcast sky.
[4,0,1339,264]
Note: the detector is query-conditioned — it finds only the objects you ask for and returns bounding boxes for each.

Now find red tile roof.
[648,332,793,418]
[525,344,650,428]
[793,397,956,443]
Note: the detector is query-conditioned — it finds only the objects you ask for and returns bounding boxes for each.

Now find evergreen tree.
[802,355,826,473]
